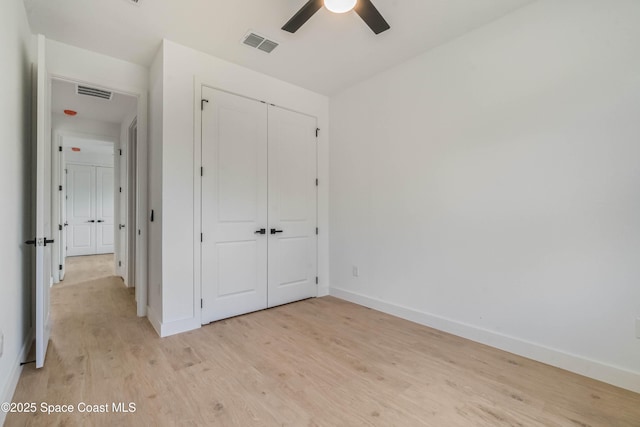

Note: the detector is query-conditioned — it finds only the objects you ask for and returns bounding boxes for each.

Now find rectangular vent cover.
[242,31,279,54]
[77,85,113,100]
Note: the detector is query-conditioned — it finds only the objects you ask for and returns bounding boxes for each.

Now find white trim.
[159,317,202,338]
[317,286,329,297]
[193,77,203,326]
[330,287,640,393]
[0,329,33,426]
[146,304,162,337]
[148,303,201,337]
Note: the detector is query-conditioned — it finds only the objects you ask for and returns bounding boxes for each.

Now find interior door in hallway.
[201,87,268,324]
[66,164,96,256]
[96,166,115,254]
[267,106,318,307]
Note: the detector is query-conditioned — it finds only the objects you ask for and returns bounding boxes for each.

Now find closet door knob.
[254,228,266,235]
[97,220,104,223]
[87,220,96,223]
[270,229,283,235]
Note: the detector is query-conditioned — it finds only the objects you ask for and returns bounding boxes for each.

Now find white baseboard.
[146,304,162,337]
[330,287,640,393]
[159,317,201,338]
[146,305,200,338]
[0,328,34,427]
[317,286,330,297]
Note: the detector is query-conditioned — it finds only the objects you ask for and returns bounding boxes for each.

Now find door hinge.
[316,227,318,235]
[200,167,203,177]
[119,187,122,193]
[315,178,318,186]
[58,224,62,231]
[65,168,68,174]
[58,146,62,152]
[119,261,122,267]
[201,99,209,111]
[59,264,62,271]
[200,233,203,242]
[119,149,123,156]
[58,185,62,191]
[316,128,320,138]
[201,299,203,309]
[316,277,318,285]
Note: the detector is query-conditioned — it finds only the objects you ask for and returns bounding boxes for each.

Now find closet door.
[66,164,96,256]
[96,166,115,254]
[267,106,318,307]
[201,87,268,324]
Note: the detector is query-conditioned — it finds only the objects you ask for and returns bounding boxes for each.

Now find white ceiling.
[51,78,137,124]
[25,0,535,95]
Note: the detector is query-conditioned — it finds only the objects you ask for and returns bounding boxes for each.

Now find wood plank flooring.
[6,264,640,426]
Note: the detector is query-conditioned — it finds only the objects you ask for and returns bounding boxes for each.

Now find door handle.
[270,228,283,235]
[97,220,104,223]
[87,220,96,223]
[254,228,266,235]
[119,224,126,230]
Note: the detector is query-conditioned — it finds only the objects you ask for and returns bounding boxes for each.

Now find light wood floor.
[6,268,640,426]
[57,254,115,287]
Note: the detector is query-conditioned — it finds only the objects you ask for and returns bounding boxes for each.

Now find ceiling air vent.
[77,85,113,101]
[242,31,279,54]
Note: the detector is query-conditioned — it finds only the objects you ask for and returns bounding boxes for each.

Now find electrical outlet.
[636,318,640,339]
[0,330,4,358]
[352,266,359,278]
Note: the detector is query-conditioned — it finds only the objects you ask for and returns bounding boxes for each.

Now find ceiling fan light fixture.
[324,0,357,14]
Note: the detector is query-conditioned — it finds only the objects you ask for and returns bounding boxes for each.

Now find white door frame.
[127,119,138,288]
[48,74,149,317]
[52,130,117,280]
[194,79,319,325]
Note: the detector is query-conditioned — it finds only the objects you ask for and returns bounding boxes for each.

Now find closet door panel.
[201,87,268,323]
[96,166,115,254]
[267,106,318,308]
[66,164,96,256]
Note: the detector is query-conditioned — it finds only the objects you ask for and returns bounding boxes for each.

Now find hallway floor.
[58,254,115,287]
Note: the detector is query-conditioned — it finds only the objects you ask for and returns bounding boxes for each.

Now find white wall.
[330,0,640,392]
[147,46,164,327]
[0,0,33,422]
[64,146,114,167]
[52,113,120,141]
[153,39,329,335]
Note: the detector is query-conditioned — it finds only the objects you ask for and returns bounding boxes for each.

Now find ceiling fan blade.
[354,0,390,34]
[282,0,324,33]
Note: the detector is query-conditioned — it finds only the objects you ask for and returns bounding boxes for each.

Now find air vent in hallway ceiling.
[77,85,113,101]
[242,31,279,53]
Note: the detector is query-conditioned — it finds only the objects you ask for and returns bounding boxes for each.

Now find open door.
[29,35,53,369]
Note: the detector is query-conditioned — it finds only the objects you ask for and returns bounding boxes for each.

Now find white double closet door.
[201,88,317,324]
[66,164,115,256]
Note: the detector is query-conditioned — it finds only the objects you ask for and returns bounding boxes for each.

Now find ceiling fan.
[282,0,390,35]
